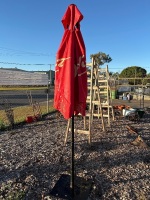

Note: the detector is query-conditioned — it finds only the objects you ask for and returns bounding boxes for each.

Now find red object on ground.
[54,4,87,119]
[26,116,34,123]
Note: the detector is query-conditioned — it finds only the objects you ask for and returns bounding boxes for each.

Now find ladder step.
[96,91,108,94]
[103,114,109,117]
[92,101,101,105]
[69,128,90,135]
[93,86,98,89]
[99,86,108,88]
[86,63,92,67]
[101,105,113,108]
[87,86,108,90]
[98,68,107,71]
[92,113,103,117]
[98,80,107,82]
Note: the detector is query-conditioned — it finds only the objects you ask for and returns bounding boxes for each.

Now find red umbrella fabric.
[54,4,87,119]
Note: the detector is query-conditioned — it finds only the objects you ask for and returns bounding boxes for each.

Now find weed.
[0,182,26,200]
[0,119,5,130]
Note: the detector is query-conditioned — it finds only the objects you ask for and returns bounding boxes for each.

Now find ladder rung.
[92,113,103,117]
[101,105,113,108]
[93,86,99,89]
[85,113,90,117]
[99,75,105,77]
[88,86,101,90]
[92,101,101,105]
[103,114,109,117]
[69,128,90,135]
[98,80,107,82]
[86,63,92,67]
[99,86,108,88]
[99,91,108,94]
[87,79,92,82]
[98,68,108,72]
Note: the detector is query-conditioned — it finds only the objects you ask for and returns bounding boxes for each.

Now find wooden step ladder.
[86,59,105,130]
[98,65,115,126]
[64,58,105,145]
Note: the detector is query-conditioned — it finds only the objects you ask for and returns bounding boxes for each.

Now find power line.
[0,61,55,66]
[109,67,150,69]
[0,61,149,70]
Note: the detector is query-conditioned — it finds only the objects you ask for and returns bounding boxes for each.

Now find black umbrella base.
[50,174,93,200]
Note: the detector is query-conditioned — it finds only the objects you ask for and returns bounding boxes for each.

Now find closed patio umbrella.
[52,4,87,199]
[54,4,87,119]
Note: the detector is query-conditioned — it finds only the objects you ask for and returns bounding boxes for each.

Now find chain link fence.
[0,68,56,130]
[0,87,54,130]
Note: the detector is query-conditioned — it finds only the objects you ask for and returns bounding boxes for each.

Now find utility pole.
[134,68,136,86]
[49,64,55,85]
[50,64,52,86]
[47,64,54,113]
[47,81,49,113]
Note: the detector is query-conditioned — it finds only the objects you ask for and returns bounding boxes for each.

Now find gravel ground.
[0,108,150,200]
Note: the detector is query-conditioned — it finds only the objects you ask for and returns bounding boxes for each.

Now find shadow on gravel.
[0,111,150,199]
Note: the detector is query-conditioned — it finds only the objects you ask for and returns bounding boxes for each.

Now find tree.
[90,52,112,66]
[110,72,120,79]
[119,66,147,85]
[143,73,150,85]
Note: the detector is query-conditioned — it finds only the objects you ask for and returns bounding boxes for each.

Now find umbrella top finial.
[62,4,83,30]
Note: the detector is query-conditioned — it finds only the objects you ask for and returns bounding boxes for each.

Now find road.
[0,89,54,109]
[0,89,149,110]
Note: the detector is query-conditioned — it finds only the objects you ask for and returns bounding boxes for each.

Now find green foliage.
[0,119,5,130]
[143,73,150,85]
[119,66,147,85]
[90,52,112,66]
[110,72,120,79]
[0,182,26,200]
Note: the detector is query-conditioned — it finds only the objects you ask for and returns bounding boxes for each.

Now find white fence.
[0,69,48,86]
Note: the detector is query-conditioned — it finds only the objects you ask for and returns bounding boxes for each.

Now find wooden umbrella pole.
[71,114,75,198]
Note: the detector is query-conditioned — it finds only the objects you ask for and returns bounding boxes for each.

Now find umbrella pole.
[71,114,75,198]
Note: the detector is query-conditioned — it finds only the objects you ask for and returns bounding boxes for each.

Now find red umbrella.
[53,4,87,198]
[54,4,87,119]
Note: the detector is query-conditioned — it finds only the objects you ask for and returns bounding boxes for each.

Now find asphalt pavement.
[0,89,149,110]
[0,89,54,109]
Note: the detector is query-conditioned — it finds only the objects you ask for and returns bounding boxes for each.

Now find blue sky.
[0,0,150,73]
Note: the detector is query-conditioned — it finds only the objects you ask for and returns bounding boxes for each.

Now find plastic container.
[122,108,136,116]
[123,96,127,100]
[111,90,116,99]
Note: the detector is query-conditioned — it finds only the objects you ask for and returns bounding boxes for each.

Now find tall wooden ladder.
[64,62,92,145]
[86,59,105,131]
[64,57,105,145]
[98,65,115,126]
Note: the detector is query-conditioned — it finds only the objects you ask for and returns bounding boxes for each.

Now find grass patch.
[0,86,48,91]
[0,103,55,128]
